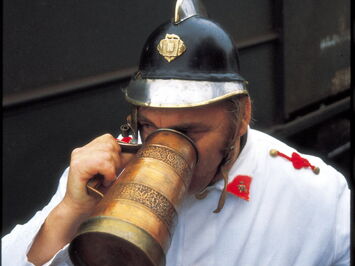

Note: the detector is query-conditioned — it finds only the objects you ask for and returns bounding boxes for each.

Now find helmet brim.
[124,79,248,108]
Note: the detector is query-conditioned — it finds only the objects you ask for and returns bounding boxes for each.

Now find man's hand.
[63,133,129,215]
[27,133,134,265]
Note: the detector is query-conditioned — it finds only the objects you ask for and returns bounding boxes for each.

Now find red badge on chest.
[226,175,252,201]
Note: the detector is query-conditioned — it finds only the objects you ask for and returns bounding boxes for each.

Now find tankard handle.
[86,175,106,198]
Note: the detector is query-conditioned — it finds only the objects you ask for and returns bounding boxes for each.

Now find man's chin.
[186,181,212,195]
[187,172,221,195]
[186,184,204,195]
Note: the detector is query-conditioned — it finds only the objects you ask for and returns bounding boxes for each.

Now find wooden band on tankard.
[69,128,198,266]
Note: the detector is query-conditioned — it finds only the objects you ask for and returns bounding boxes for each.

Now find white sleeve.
[1,168,73,266]
[331,173,351,266]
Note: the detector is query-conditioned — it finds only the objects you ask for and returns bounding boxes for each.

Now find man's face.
[137,103,235,194]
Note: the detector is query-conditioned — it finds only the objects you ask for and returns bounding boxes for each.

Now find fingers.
[66,133,129,207]
[119,152,136,171]
[85,133,121,153]
[70,150,119,185]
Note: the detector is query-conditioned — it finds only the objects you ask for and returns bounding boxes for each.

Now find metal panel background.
[3,0,171,94]
[283,0,350,116]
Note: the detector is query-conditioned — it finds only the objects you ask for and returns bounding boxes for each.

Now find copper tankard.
[69,128,198,266]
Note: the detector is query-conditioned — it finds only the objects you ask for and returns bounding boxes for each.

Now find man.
[2,0,350,265]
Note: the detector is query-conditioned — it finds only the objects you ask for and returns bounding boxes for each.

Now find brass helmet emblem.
[157,34,186,62]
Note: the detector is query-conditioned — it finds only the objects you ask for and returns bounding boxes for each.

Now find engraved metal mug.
[69,128,198,266]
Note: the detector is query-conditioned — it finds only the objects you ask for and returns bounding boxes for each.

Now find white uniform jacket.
[2,129,350,266]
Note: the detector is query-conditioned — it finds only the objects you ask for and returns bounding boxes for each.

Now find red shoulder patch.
[269,149,320,174]
[227,175,252,201]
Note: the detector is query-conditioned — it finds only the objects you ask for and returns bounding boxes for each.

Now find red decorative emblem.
[227,175,252,201]
[118,136,132,143]
[269,149,320,174]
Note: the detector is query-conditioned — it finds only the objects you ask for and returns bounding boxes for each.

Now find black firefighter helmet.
[124,0,248,108]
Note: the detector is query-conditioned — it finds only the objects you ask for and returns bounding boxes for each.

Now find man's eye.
[141,123,152,128]
[140,123,156,132]
[178,129,188,135]
[185,131,205,142]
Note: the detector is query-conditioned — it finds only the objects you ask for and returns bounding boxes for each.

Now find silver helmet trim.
[174,0,208,24]
[124,79,248,108]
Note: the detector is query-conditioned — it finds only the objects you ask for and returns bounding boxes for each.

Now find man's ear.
[238,96,251,136]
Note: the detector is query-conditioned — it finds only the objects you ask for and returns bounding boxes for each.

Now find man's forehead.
[137,104,227,127]
[138,102,226,115]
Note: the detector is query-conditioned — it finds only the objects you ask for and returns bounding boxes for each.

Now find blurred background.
[3,0,351,236]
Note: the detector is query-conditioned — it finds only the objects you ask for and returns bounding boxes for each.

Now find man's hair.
[225,94,250,131]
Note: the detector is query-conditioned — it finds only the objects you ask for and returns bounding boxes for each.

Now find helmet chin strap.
[212,130,242,213]
[195,127,248,213]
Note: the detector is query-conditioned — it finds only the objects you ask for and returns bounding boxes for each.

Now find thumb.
[120,152,136,169]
